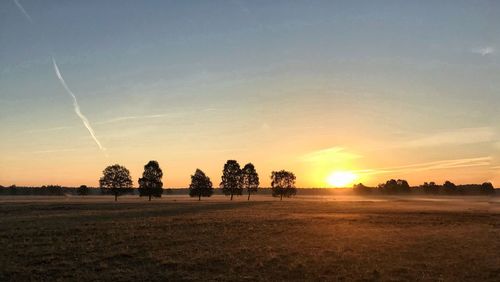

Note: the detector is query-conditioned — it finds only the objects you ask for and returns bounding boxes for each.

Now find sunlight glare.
[326,171,357,188]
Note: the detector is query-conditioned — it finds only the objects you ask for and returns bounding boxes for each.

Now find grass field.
[1,195,499,281]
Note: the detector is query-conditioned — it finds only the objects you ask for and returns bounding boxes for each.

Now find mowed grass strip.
[0,198,499,281]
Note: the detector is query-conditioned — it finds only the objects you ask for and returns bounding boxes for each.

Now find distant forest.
[353,180,496,196]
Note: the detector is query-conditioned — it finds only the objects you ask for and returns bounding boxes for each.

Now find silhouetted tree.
[138,160,163,201]
[397,179,410,193]
[41,185,64,195]
[99,164,133,201]
[220,160,242,200]
[271,170,296,200]
[353,183,372,194]
[379,179,410,194]
[480,182,495,195]
[189,169,213,200]
[241,163,259,200]
[77,185,89,196]
[421,182,439,194]
[442,180,456,195]
[8,185,17,195]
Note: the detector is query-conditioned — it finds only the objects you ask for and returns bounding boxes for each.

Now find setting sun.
[326,171,358,188]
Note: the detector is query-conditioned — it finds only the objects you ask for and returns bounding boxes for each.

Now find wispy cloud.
[23,126,73,134]
[94,113,178,125]
[403,127,496,148]
[52,57,106,153]
[25,112,183,132]
[13,0,33,23]
[93,108,228,125]
[355,156,492,176]
[30,148,78,154]
[471,46,495,56]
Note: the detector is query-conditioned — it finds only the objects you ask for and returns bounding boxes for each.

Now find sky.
[1,0,499,188]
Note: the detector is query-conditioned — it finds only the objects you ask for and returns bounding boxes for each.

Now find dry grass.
[0,195,499,281]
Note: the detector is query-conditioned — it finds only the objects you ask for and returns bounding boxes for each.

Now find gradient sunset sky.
[1,0,499,188]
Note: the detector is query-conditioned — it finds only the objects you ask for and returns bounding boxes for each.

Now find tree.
[353,183,371,194]
[378,179,410,194]
[189,169,214,200]
[271,170,296,200]
[421,182,439,194]
[77,185,89,196]
[442,180,456,195]
[220,160,242,200]
[241,163,259,200]
[8,185,17,195]
[138,160,164,201]
[41,185,64,196]
[99,164,133,201]
[480,182,495,195]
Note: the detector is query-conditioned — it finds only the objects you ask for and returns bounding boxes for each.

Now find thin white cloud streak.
[93,108,227,125]
[23,126,73,134]
[25,112,183,132]
[354,156,492,176]
[471,46,495,56]
[403,127,496,148]
[362,127,497,151]
[52,57,106,152]
[13,0,33,23]
[94,113,180,125]
[31,148,78,154]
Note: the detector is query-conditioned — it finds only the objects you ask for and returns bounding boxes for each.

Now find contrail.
[13,0,106,154]
[13,0,33,23]
[52,57,106,152]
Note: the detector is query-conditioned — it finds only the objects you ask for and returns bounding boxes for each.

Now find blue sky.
[1,0,499,187]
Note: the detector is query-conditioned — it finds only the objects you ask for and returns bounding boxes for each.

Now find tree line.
[98,160,297,201]
[2,165,496,198]
[0,185,67,196]
[353,179,496,195]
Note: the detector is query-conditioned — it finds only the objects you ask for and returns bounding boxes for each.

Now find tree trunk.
[149,194,151,201]
[280,193,283,201]
[199,194,201,201]
[230,192,234,201]
[248,191,251,201]
[114,193,117,202]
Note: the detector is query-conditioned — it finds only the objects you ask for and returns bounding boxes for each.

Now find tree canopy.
[271,170,296,200]
[421,182,439,194]
[443,180,457,194]
[220,160,242,200]
[138,160,164,201]
[99,164,133,201]
[77,185,89,196]
[241,163,259,200]
[378,179,410,194]
[189,169,213,200]
[480,182,495,195]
